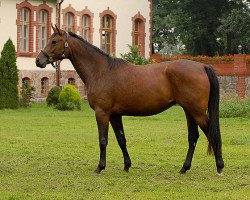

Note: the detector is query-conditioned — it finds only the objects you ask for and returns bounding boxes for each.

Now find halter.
[41,32,69,68]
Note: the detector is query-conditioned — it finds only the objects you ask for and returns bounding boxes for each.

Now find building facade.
[0,0,152,100]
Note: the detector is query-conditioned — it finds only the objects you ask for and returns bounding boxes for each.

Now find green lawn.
[0,103,249,199]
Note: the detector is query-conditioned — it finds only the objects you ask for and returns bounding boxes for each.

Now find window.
[41,77,49,95]
[65,12,74,32]
[82,15,90,41]
[100,9,117,55]
[134,19,141,46]
[20,8,30,52]
[79,8,94,43]
[101,15,113,54]
[68,78,75,86]
[17,1,52,56]
[132,14,146,57]
[38,10,48,50]
[22,77,31,87]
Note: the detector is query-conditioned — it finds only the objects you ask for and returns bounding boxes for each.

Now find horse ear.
[51,24,57,33]
[55,24,62,35]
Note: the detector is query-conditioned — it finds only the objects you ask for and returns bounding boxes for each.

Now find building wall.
[60,0,151,70]
[0,0,152,101]
[0,0,56,65]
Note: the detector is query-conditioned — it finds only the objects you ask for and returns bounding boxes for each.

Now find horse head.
[35,24,69,68]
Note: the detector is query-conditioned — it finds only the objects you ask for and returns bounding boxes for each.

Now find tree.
[19,80,35,108]
[152,0,249,55]
[152,0,179,52]
[217,6,250,54]
[0,39,19,109]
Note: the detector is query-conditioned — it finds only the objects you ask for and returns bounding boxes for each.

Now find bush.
[121,45,150,65]
[19,80,35,108]
[220,98,250,118]
[56,84,82,111]
[46,86,61,106]
[0,39,19,109]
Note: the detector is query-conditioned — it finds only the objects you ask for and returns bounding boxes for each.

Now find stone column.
[234,54,247,98]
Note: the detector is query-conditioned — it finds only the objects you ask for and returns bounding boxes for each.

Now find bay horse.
[36,25,224,175]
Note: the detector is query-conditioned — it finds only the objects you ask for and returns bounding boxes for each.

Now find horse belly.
[126,101,174,116]
[114,86,174,116]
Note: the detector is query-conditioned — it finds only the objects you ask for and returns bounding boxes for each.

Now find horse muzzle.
[35,57,47,68]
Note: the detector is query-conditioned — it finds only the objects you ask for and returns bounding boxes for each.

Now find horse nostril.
[35,58,40,66]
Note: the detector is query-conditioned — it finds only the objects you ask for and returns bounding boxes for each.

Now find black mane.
[68,32,127,68]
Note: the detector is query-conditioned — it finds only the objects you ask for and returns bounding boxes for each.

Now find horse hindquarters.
[185,66,224,175]
[168,61,224,175]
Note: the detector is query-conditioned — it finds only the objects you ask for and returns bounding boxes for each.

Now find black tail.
[204,66,222,155]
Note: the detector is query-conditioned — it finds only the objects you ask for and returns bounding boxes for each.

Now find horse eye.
[52,41,57,45]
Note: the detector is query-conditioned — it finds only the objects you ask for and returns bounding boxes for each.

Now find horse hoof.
[124,168,130,172]
[217,172,223,176]
[94,167,104,174]
[94,169,101,174]
[179,169,187,174]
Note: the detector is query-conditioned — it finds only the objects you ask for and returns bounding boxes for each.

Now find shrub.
[121,45,150,65]
[220,98,250,118]
[56,84,82,111]
[0,39,19,109]
[19,80,35,108]
[46,86,61,106]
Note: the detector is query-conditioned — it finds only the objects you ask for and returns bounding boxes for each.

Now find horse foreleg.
[110,115,131,172]
[180,111,199,174]
[94,109,110,174]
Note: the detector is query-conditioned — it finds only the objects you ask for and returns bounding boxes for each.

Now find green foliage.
[0,39,19,109]
[46,86,62,106]
[19,80,35,108]
[220,98,250,118]
[56,84,82,111]
[217,8,250,54]
[153,0,250,55]
[121,45,150,65]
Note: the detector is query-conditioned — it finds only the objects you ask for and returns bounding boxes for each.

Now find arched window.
[79,8,94,43]
[133,19,141,46]
[22,77,31,87]
[100,9,117,55]
[101,15,113,54]
[132,13,146,57]
[82,15,90,41]
[65,12,74,32]
[68,78,75,86]
[41,77,49,95]
[38,10,48,50]
[19,8,30,52]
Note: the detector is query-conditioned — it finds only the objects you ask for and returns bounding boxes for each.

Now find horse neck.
[67,37,109,86]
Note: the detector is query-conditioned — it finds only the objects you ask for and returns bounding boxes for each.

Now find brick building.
[0,0,152,100]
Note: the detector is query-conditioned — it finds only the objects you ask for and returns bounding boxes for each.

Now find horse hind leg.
[180,111,199,174]
[194,114,224,175]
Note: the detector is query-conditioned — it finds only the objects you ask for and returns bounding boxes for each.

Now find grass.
[220,98,250,118]
[0,102,249,199]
